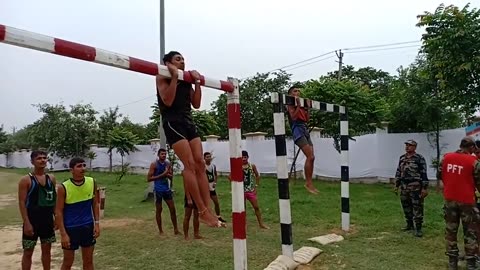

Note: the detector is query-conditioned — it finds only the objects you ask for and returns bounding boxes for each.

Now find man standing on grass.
[438,136,480,270]
[241,151,269,229]
[56,157,100,270]
[183,192,203,240]
[473,140,480,263]
[204,152,226,223]
[18,150,57,270]
[147,148,180,235]
[394,139,428,237]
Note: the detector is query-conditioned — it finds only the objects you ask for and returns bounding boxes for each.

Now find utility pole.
[336,50,344,80]
[158,0,167,149]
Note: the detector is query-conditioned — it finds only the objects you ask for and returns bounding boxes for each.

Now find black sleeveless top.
[157,80,193,124]
[26,174,56,216]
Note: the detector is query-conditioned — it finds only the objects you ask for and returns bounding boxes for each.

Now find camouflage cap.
[404,139,417,146]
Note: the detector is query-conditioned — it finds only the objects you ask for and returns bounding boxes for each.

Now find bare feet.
[174,230,182,235]
[159,231,165,236]
[194,234,205,239]
[259,224,270,229]
[304,184,319,194]
[198,209,227,228]
[184,235,190,241]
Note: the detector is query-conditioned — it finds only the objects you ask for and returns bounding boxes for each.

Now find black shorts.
[295,135,313,148]
[184,195,197,209]
[210,190,217,197]
[22,212,56,249]
[63,223,96,250]
[164,120,199,146]
[155,190,173,204]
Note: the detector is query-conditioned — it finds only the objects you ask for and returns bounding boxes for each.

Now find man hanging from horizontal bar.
[156,51,226,228]
[286,86,319,195]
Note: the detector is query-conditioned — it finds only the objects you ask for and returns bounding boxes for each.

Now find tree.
[301,77,389,151]
[211,71,292,138]
[387,59,462,133]
[119,117,153,145]
[0,125,7,144]
[28,103,98,158]
[3,125,35,150]
[96,107,122,146]
[147,103,218,141]
[328,65,394,97]
[0,134,15,167]
[417,3,480,118]
[387,57,463,190]
[86,151,97,170]
[191,110,219,139]
[107,126,139,176]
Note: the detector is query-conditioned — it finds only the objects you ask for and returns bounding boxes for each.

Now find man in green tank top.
[18,150,57,270]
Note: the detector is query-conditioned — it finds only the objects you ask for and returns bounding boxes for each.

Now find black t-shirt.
[157,80,193,123]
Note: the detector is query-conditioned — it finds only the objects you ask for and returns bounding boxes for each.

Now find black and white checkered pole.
[271,93,294,258]
[340,110,350,231]
[270,93,350,256]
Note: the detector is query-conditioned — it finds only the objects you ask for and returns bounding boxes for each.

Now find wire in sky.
[283,55,336,72]
[275,51,336,71]
[248,40,423,78]
[98,95,154,112]
[342,40,421,51]
[346,44,421,54]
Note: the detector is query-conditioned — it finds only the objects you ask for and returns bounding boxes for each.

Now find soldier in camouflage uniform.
[394,139,429,237]
[438,136,480,270]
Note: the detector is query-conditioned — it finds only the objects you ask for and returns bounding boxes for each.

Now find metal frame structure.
[270,92,350,259]
[0,23,248,270]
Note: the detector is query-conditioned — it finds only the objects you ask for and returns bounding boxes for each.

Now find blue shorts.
[155,190,173,204]
[63,223,96,250]
[292,123,312,147]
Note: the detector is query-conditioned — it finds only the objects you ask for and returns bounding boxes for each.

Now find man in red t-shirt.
[286,86,318,195]
[438,136,480,270]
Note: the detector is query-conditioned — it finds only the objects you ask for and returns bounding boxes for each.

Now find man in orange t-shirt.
[438,136,480,270]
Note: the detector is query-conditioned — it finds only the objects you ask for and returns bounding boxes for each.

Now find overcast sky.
[1,0,477,132]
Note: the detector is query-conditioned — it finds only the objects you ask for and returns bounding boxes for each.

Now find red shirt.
[442,152,477,204]
[288,106,309,122]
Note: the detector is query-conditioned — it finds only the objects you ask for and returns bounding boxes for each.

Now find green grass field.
[0,168,462,269]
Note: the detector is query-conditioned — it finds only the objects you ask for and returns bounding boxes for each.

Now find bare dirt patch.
[0,226,66,270]
[0,194,16,210]
[329,224,358,236]
[100,218,144,229]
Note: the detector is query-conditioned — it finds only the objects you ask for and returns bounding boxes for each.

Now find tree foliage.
[301,77,389,150]
[107,126,139,165]
[96,107,122,146]
[191,110,219,139]
[211,71,292,138]
[387,58,463,133]
[327,65,393,97]
[417,3,480,117]
[28,103,97,158]
[148,102,218,141]
[119,117,155,145]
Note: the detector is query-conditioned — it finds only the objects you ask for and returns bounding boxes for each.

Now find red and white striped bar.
[0,24,234,92]
[226,77,247,270]
[1,23,246,269]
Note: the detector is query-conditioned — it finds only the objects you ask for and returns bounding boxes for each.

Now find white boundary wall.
[0,128,467,180]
